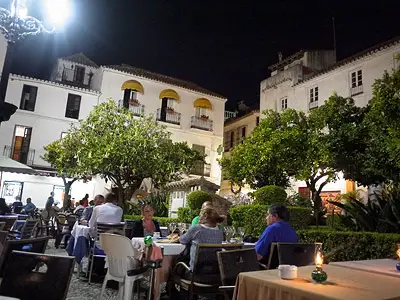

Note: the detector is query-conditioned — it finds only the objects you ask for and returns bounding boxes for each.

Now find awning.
[0,156,35,174]
[121,80,144,94]
[159,89,180,101]
[194,98,212,109]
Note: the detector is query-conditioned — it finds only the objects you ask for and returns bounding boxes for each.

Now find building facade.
[260,37,400,198]
[0,40,227,208]
[219,110,259,196]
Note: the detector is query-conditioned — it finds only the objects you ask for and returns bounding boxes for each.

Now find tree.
[221,108,337,223]
[43,129,90,209]
[72,99,202,209]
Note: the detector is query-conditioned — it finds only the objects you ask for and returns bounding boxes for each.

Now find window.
[65,93,81,119]
[19,85,38,112]
[256,116,260,126]
[350,70,363,96]
[196,107,209,118]
[351,70,363,88]
[309,87,319,109]
[241,126,246,139]
[281,98,288,110]
[230,131,234,148]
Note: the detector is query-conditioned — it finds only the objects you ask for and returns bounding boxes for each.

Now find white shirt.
[89,202,123,231]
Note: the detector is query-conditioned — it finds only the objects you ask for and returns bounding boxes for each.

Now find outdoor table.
[331,258,400,278]
[233,264,400,300]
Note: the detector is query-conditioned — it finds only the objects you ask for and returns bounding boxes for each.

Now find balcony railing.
[350,85,363,96]
[309,101,319,110]
[3,145,35,166]
[192,163,211,177]
[190,116,213,131]
[118,99,145,116]
[156,108,181,125]
[61,68,93,89]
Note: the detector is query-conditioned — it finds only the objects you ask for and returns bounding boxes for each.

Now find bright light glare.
[45,0,71,27]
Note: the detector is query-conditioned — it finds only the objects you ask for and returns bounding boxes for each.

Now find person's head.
[75,202,80,207]
[84,193,89,199]
[266,203,290,225]
[26,198,32,204]
[93,194,105,206]
[79,200,85,206]
[199,207,223,227]
[50,192,54,197]
[15,196,21,202]
[201,201,213,209]
[141,204,154,220]
[105,192,117,204]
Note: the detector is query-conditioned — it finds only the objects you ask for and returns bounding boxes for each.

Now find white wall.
[0,75,100,167]
[99,68,227,184]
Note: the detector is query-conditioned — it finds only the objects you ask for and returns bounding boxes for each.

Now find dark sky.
[8,0,400,110]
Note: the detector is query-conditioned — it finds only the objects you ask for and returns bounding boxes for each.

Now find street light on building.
[0,0,70,124]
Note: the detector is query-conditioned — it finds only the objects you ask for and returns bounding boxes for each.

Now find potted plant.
[200,115,209,121]
[129,98,139,106]
[166,107,175,113]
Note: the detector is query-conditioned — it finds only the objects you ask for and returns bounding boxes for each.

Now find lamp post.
[0,0,68,125]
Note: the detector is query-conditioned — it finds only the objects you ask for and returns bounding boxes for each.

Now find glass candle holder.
[312,243,327,283]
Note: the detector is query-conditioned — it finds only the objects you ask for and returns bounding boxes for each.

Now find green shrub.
[177,207,199,223]
[123,215,178,226]
[229,204,312,237]
[186,190,213,210]
[253,186,287,205]
[298,230,400,262]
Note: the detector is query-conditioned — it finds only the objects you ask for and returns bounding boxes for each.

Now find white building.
[0,43,227,208]
[260,37,400,201]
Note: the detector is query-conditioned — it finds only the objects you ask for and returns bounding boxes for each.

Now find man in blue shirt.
[255,203,298,263]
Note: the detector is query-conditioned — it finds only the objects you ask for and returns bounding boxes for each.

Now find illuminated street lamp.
[0,0,70,124]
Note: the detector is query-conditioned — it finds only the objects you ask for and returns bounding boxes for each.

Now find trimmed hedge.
[186,190,213,210]
[298,230,400,262]
[177,207,199,224]
[229,204,312,237]
[123,215,178,226]
[253,185,287,206]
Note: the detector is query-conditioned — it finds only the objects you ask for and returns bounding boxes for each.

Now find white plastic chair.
[99,233,147,300]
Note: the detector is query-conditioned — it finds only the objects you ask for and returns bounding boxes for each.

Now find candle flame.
[315,251,323,267]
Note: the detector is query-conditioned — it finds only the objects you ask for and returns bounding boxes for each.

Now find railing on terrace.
[3,145,35,166]
[190,116,213,131]
[156,108,181,125]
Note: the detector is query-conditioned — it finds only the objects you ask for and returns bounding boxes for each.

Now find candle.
[311,244,328,283]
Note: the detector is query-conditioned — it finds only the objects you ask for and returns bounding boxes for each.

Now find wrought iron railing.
[350,85,363,96]
[192,163,211,177]
[156,108,181,125]
[118,99,145,116]
[61,68,93,89]
[308,101,319,110]
[190,116,213,131]
[3,145,35,166]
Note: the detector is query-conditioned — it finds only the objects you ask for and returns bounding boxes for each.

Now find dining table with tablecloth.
[233,264,400,300]
[330,258,400,278]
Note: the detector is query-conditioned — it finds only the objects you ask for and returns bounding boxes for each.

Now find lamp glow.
[315,251,323,268]
[311,244,327,283]
[45,0,70,27]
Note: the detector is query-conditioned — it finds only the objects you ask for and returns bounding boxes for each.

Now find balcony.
[350,85,363,96]
[309,101,319,110]
[156,108,181,125]
[118,99,145,116]
[3,145,35,166]
[192,163,211,177]
[61,68,93,89]
[191,116,213,131]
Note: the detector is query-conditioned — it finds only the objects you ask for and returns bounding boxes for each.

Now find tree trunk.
[62,176,77,210]
[311,190,322,226]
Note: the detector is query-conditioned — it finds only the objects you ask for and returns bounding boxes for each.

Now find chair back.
[0,250,75,300]
[124,219,135,238]
[192,243,243,276]
[276,243,318,267]
[217,248,259,286]
[100,233,139,278]
[97,222,125,236]
[10,220,25,232]
[0,222,5,231]
[0,236,49,276]
[74,208,84,218]
[13,206,23,214]
[20,219,38,239]
[0,217,18,231]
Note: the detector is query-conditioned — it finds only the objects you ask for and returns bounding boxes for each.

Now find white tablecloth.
[71,223,90,248]
[331,258,400,278]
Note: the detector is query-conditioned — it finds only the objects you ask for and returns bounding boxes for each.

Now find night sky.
[7,0,400,110]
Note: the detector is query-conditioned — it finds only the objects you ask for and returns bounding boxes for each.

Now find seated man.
[22,198,36,217]
[255,203,298,264]
[191,201,212,225]
[81,194,104,223]
[89,192,123,232]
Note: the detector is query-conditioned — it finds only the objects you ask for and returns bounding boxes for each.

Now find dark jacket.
[131,219,162,238]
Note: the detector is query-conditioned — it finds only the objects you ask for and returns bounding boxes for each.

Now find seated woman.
[131,204,161,237]
[179,206,224,283]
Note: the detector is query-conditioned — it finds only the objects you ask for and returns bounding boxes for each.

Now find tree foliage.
[44,99,203,209]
